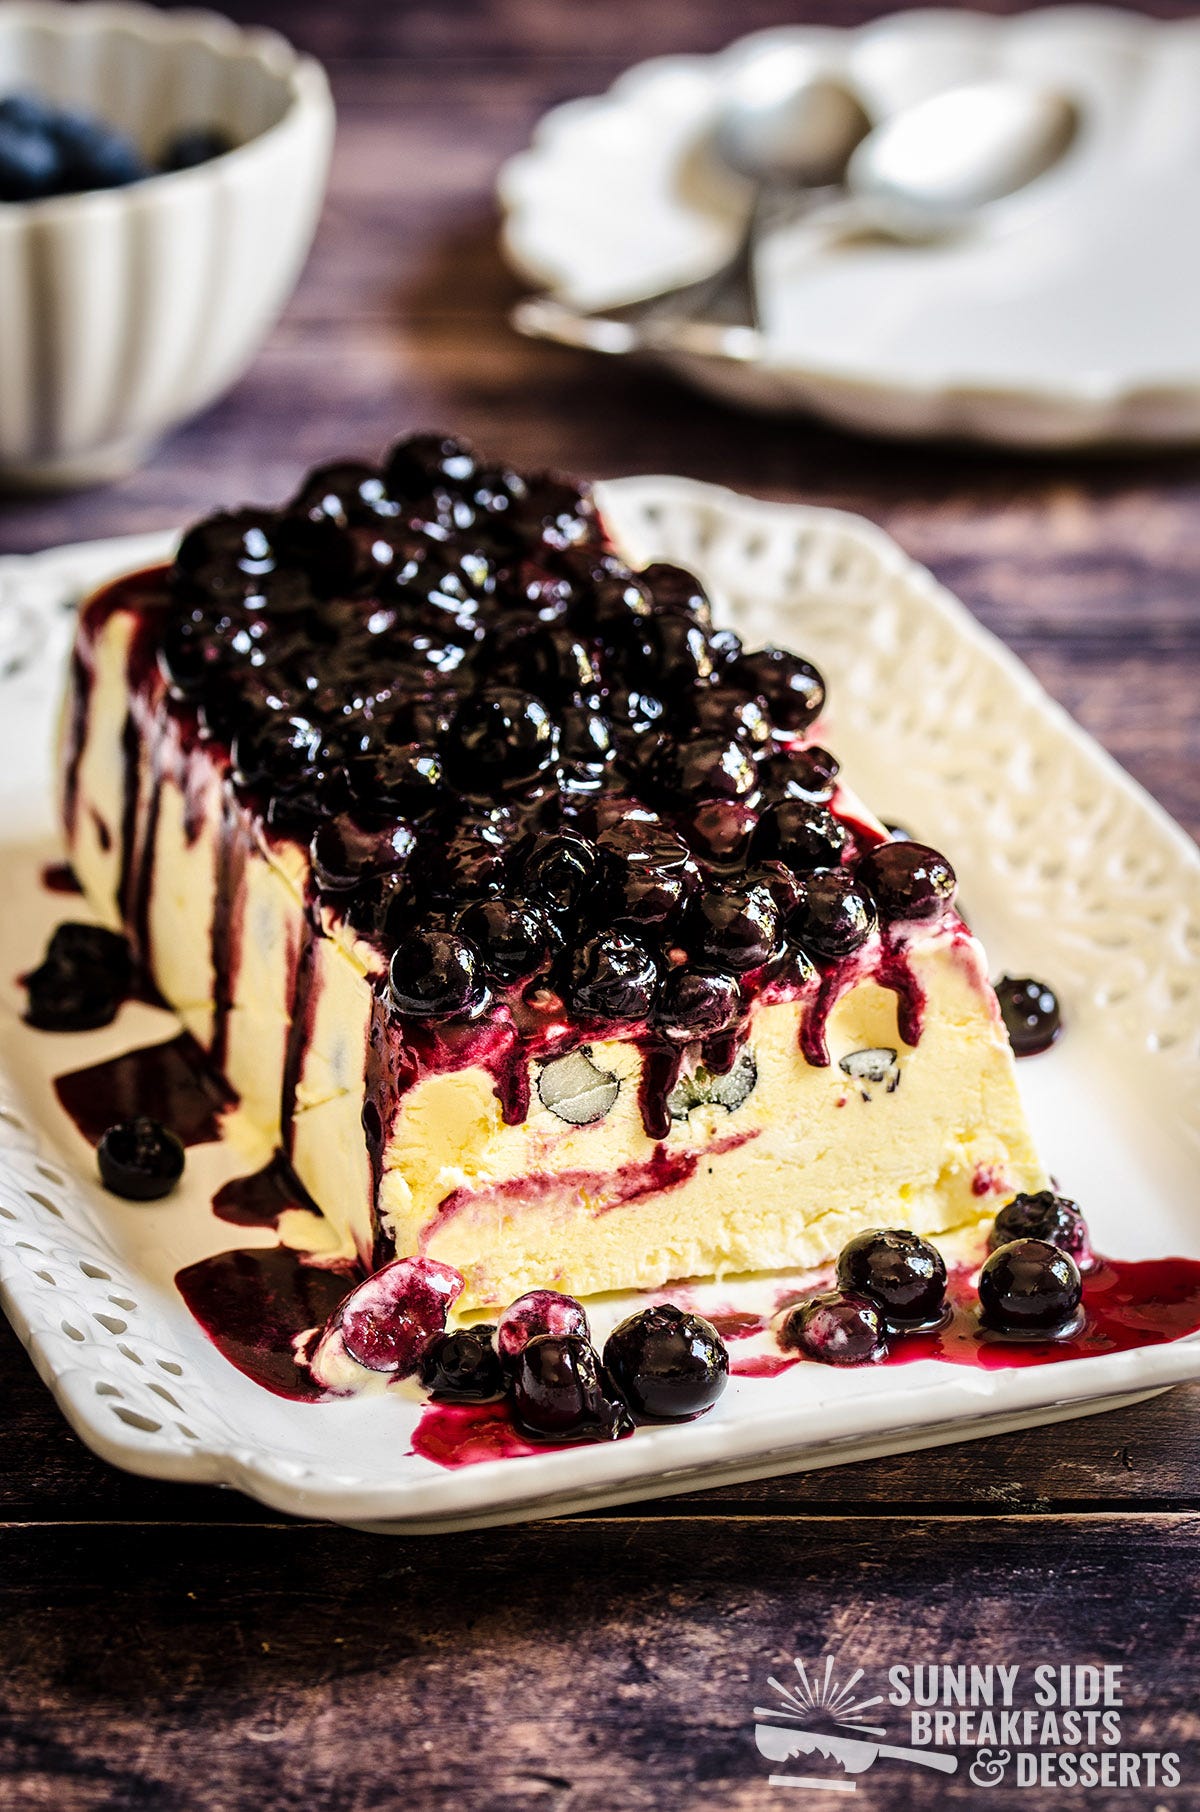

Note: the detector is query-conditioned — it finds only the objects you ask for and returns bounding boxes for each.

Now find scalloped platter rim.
[0,477,1198,1531]
[499,7,1200,447]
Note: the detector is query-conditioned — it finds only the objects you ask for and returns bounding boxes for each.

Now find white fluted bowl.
[0,2,334,488]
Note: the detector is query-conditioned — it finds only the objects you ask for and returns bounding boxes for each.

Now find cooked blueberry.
[443,687,558,792]
[686,681,771,746]
[427,818,510,901]
[781,1291,888,1365]
[653,733,757,805]
[558,702,614,788]
[990,1190,1091,1266]
[754,799,846,872]
[690,881,780,972]
[978,1239,1083,1336]
[637,612,715,691]
[346,744,442,817]
[288,460,397,528]
[733,647,824,732]
[23,923,133,1032]
[655,967,741,1040]
[687,799,759,869]
[744,860,803,920]
[159,125,235,171]
[230,712,326,789]
[603,1304,728,1419]
[384,432,479,499]
[522,829,598,916]
[336,1256,463,1374]
[455,896,559,983]
[995,974,1062,1057]
[581,570,653,649]
[419,1324,505,1401]
[512,473,599,551]
[836,1228,947,1331]
[511,1333,633,1441]
[569,931,657,1020]
[709,627,743,667]
[175,509,280,595]
[639,562,713,626]
[497,1289,589,1363]
[860,840,956,922]
[388,929,486,1018]
[0,118,63,200]
[759,744,839,802]
[790,871,877,958]
[97,1117,185,1201]
[311,817,415,891]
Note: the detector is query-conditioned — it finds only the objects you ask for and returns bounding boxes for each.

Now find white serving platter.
[500,7,1200,447]
[0,478,1197,1533]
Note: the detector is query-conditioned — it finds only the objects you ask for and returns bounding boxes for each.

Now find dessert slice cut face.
[61,435,1047,1309]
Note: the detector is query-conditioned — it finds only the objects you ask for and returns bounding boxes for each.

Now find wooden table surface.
[2,3,1199,1807]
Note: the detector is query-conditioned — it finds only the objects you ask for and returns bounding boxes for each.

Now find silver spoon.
[513,77,1079,363]
[511,60,873,354]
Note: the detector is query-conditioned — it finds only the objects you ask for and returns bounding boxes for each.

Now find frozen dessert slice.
[61,435,1046,1308]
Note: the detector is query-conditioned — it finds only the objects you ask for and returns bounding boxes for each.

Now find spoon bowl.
[846,80,1080,241]
[714,51,873,190]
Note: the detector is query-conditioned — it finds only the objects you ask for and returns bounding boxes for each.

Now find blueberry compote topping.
[978,1239,1084,1338]
[332,1256,463,1375]
[995,974,1062,1057]
[420,1323,506,1402]
[97,1116,185,1201]
[23,922,133,1031]
[836,1227,948,1332]
[603,1304,729,1419]
[118,432,966,1137]
[511,1334,633,1441]
[990,1190,1092,1268]
[497,1288,589,1364]
[781,1291,888,1366]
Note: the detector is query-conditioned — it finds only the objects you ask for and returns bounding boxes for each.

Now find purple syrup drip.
[41,863,83,895]
[55,1031,235,1147]
[175,1245,351,1400]
[213,1151,319,1230]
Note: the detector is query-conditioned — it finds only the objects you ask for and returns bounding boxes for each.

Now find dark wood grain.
[1,4,1198,1805]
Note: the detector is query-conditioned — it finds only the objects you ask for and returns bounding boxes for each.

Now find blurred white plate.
[500,8,1200,447]
[0,481,1198,1533]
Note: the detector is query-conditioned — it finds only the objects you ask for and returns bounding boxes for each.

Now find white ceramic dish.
[0,479,1198,1533]
[500,7,1200,448]
[0,3,334,487]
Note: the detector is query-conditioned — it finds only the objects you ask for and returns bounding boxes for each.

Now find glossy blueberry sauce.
[41,862,82,894]
[175,1246,350,1401]
[212,1152,319,1230]
[409,1399,566,1466]
[55,1031,234,1147]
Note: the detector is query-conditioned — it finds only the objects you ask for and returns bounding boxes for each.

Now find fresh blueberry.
[159,125,235,172]
[859,840,956,922]
[690,880,781,972]
[511,1333,633,1441]
[655,967,741,1040]
[419,1323,505,1402]
[781,1290,888,1365]
[754,799,847,872]
[789,871,877,958]
[0,118,63,200]
[733,647,825,733]
[569,931,657,1020]
[53,112,147,190]
[97,1117,185,1201]
[836,1228,948,1331]
[388,929,487,1019]
[603,1304,728,1419]
[454,896,559,983]
[995,975,1062,1057]
[990,1191,1091,1267]
[978,1239,1083,1336]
